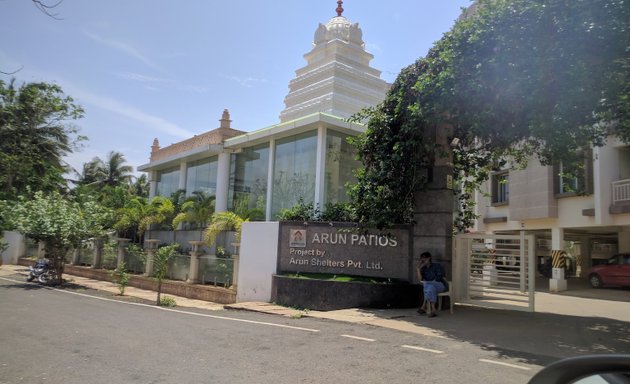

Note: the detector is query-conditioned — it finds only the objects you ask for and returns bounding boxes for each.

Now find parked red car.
[588,254,630,288]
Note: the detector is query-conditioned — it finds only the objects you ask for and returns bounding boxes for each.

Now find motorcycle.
[27,259,58,284]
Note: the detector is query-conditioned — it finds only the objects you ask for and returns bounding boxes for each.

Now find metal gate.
[453,232,536,312]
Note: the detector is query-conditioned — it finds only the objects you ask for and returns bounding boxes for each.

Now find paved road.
[0,277,541,384]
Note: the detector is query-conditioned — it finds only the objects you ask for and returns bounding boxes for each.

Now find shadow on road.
[364,305,630,367]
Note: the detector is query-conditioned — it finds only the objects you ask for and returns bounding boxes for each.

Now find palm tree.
[129,174,149,198]
[1,79,84,199]
[113,196,174,243]
[78,151,133,188]
[203,211,248,248]
[172,191,216,229]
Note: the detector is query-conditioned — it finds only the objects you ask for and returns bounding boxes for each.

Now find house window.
[558,161,579,194]
[553,150,593,196]
[491,172,509,205]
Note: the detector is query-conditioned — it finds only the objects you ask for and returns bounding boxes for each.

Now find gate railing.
[454,232,535,312]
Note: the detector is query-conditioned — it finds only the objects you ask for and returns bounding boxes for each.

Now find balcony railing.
[612,179,630,204]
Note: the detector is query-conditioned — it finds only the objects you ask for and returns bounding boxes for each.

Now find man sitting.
[416,251,447,318]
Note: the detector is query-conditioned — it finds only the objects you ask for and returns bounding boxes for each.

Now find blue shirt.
[421,262,445,283]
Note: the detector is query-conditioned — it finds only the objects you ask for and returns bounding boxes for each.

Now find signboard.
[278,222,412,281]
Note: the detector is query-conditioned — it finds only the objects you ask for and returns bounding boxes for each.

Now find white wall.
[1,231,25,265]
[236,222,279,303]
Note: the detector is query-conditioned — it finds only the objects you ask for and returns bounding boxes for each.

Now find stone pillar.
[413,124,454,278]
[178,162,187,191]
[215,153,231,212]
[71,247,81,266]
[116,238,131,268]
[37,241,46,259]
[187,241,204,284]
[580,238,592,278]
[265,139,275,221]
[144,239,160,276]
[550,228,567,292]
[314,125,326,208]
[148,171,158,199]
[92,238,104,269]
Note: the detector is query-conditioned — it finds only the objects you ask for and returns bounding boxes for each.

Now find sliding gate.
[454,233,536,312]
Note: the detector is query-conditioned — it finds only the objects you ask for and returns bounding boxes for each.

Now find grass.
[282,272,397,284]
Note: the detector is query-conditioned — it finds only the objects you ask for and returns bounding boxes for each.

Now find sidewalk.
[2,264,629,363]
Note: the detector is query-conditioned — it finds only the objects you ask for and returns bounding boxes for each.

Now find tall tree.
[7,191,112,284]
[78,151,133,188]
[0,79,85,200]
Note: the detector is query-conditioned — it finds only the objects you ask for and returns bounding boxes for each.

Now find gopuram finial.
[336,0,344,16]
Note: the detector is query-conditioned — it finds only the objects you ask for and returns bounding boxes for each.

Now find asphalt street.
[0,276,540,384]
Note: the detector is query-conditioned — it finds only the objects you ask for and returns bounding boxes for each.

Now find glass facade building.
[141,114,366,221]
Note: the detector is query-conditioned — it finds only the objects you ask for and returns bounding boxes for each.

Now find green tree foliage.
[351,0,630,230]
[113,195,174,243]
[0,79,85,200]
[130,174,149,199]
[7,191,112,284]
[172,191,215,229]
[203,211,247,247]
[77,151,133,189]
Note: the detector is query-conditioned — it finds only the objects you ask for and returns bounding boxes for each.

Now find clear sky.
[1,0,472,176]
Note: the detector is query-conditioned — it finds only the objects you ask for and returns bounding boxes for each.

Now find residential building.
[474,136,630,274]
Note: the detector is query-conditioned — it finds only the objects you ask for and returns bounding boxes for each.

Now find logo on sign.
[289,229,306,247]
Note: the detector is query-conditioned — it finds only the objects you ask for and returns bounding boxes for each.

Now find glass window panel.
[156,167,180,197]
[228,144,269,221]
[325,130,361,204]
[491,172,509,204]
[186,157,218,197]
[271,132,317,218]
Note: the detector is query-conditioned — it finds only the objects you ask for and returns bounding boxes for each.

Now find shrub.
[159,296,177,307]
